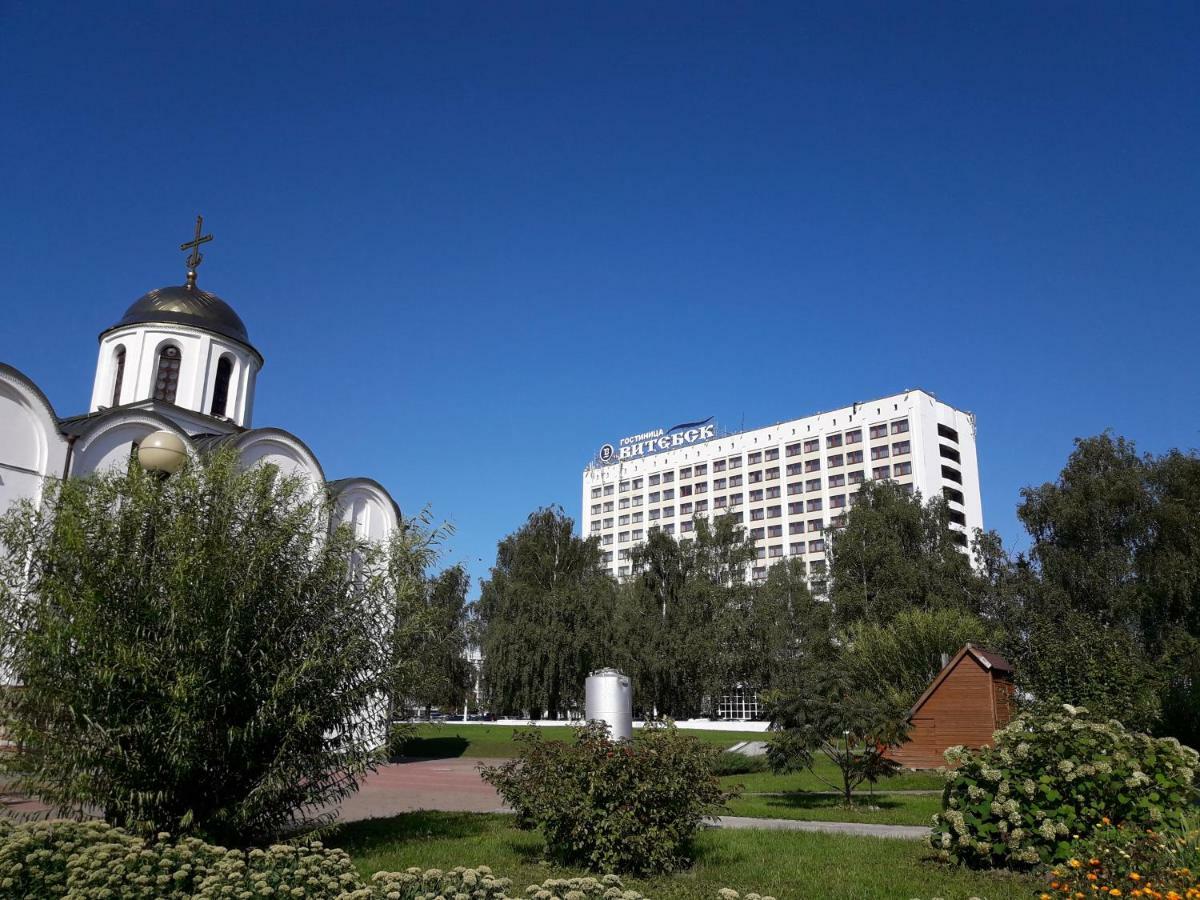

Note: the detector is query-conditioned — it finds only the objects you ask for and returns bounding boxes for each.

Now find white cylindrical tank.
[585,668,632,741]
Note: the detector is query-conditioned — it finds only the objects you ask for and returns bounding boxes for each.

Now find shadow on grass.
[330,811,504,854]
[754,792,909,812]
[390,734,471,760]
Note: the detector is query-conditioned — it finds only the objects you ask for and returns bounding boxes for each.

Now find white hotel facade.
[581,389,983,586]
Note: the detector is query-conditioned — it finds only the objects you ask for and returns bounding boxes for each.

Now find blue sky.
[3,3,1198,592]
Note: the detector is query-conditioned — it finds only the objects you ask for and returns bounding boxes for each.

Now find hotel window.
[153,345,182,403]
[749,489,764,502]
[680,467,692,479]
[826,433,842,449]
[787,481,803,496]
[662,506,675,517]
[680,485,693,497]
[765,485,781,499]
[662,488,675,500]
[804,439,819,453]
[765,448,779,461]
[591,487,602,499]
[805,478,821,492]
[805,459,820,473]
[695,481,708,493]
[767,525,782,538]
[831,514,847,528]
[729,475,743,487]
[725,510,744,523]
[695,463,708,475]
[618,531,630,543]
[632,529,643,540]
[604,484,614,496]
[790,542,805,555]
[767,505,781,518]
[902,483,915,495]
[604,501,614,512]
[811,559,827,576]
[892,440,911,455]
[649,509,660,521]
[680,502,692,515]
[941,444,961,463]
[808,518,823,532]
[871,445,890,460]
[619,549,631,560]
[765,467,780,480]
[649,474,661,486]
[591,522,601,532]
[649,491,660,503]
[895,461,913,476]
[807,498,823,512]
[728,493,743,505]
[618,566,630,576]
[662,471,674,483]
[695,499,708,513]
[602,534,613,545]
[755,546,766,560]
[873,465,891,479]
[847,449,864,464]
[603,517,613,527]
[769,544,784,558]
[714,496,727,508]
[632,512,643,523]
[713,459,726,473]
[808,539,825,553]
[619,498,630,509]
[591,504,601,515]
[827,454,843,468]
[788,502,803,515]
[728,456,743,468]
[750,527,765,540]
[748,451,762,464]
[786,463,803,476]
[938,423,960,442]
[891,419,910,435]
[632,478,643,489]
[869,424,888,439]
[943,486,964,504]
[603,551,613,562]
[714,478,727,490]
[631,495,643,506]
[748,470,763,484]
[664,524,675,535]
[786,442,802,457]
[846,429,862,444]
[829,473,845,488]
[681,521,694,533]
[750,508,765,521]
[789,521,804,534]
[752,566,766,581]
[620,481,630,492]
[619,514,630,526]
[830,495,846,509]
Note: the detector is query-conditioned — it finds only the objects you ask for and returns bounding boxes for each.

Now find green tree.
[403,564,474,716]
[827,479,980,627]
[0,450,427,844]
[477,507,617,718]
[764,664,909,804]
[841,606,1003,708]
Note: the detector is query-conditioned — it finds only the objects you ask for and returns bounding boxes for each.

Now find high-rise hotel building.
[580,389,982,585]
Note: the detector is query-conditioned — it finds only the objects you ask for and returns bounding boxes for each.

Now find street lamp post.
[137,431,187,477]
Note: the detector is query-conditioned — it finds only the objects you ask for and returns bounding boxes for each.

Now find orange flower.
[1131,874,1142,882]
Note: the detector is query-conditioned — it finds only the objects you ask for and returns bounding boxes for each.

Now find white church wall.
[71,417,192,479]
[331,481,399,544]
[0,367,68,516]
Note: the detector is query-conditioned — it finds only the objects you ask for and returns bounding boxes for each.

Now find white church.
[0,218,400,540]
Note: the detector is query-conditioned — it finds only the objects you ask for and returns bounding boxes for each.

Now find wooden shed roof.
[909,643,1013,718]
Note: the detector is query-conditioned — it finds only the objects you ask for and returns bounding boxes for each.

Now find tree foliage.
[477,507,618,718]
[0,450,431,845]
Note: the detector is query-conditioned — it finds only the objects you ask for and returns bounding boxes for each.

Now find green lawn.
[400,724,768,759]
[726,791,942,826]
[328,811,1035,900]
[720,761,947,794]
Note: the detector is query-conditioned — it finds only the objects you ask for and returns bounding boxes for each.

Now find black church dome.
[105,284,251,346]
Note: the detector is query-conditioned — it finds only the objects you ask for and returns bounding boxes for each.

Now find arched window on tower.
[210,355,233,418]
[111,346,126,407]
[154,345,181,404]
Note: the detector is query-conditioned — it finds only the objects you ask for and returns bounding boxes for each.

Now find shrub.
[709,752,770,777]
[480,722,735,874]
[1045,821,1200,898]
[931,705,1199,868]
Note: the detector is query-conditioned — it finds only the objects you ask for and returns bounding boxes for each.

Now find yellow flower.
[1130,874,1141,881]
[1071,860,1085,869]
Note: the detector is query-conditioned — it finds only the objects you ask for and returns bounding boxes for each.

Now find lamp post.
[137,430,187,478]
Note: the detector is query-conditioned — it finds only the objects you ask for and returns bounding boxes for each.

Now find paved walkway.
[712,815,927,840]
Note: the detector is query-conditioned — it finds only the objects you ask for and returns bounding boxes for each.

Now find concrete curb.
[711,815,929,840]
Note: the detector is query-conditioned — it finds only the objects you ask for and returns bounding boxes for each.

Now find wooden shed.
[889,644,1016,769]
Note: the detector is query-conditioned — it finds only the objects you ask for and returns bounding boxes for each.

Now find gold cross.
[180,215,213,287]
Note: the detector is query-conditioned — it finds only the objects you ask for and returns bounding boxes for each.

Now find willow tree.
[0,450,431,845]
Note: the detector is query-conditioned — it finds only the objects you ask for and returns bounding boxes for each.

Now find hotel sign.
[599,417,716,463]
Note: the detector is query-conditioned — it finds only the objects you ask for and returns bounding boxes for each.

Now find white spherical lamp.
[137,430,187,476]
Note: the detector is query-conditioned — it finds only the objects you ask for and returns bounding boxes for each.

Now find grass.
[726,791,942,826]
[400,724,768,759]
[720,762,947,794]
[328,810,1036,900]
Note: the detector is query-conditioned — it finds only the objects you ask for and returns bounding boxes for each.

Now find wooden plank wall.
[890,655,1001,769]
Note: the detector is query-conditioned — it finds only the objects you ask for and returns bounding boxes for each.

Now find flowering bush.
[931,705,1199,869]
[480,722,735,874]
[1044,822,1200,898]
